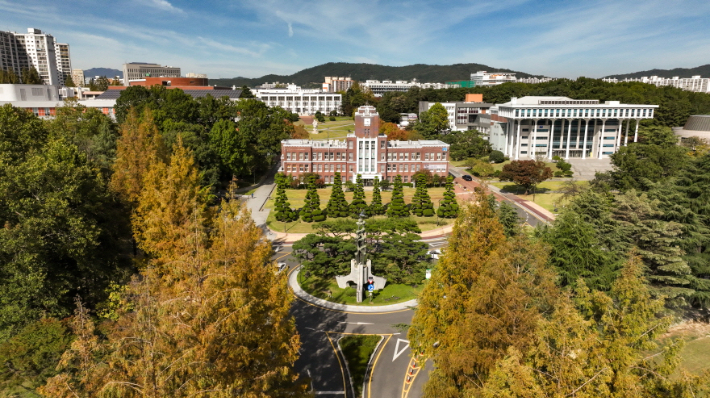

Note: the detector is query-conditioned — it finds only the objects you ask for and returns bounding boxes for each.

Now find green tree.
[300,175,326,222]
[499,159,553,196]
[441,129,491,160]
[293,233,356,278]
[326,172,350,217]
[374,223,428,284]
[411,174,434,217]
[369,176,385,215]
[379,178,391,191]
[349,174,369,217]
[482,255,709,397]
[410,197,558,397]
[497,201,520,237]
[274,174,298,222]
[63,73,75,87]
[240,85,255,98]
[386,175,409,218]
[437,176,459,219]
[0,69,20,84]
[20,66,42,84]
[415,102,449,139]
[467,158,494,178]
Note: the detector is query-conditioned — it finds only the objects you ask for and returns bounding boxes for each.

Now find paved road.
[273,243,443,398]
[448,166,547,227]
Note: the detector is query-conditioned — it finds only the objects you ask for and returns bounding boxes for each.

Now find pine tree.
[497,201,521,237]
[436,175,458,218]
[409,194,558,397]
[274,174,298,222]
[300,175,326,223]
[386,175,409,218]
[325,172,349,218]
[349,174,369,217]
[369,176,385,215]
[411,174,434,217]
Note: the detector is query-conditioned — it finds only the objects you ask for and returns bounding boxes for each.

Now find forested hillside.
[605,64,710,79]
[209,62,542,88]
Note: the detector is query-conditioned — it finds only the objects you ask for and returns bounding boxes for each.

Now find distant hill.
[84,68,122,78]
[604,64,710,79]
[209,62,545,88]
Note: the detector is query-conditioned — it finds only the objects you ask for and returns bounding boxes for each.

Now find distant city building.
[517,77,557,84]
[0,83,117,118]
[71,69,84,87]
[323,76,353,92]
[446,80,476,88]
[602,75,710,93]
[419,94,494,133]
[256,82,293,89]
[0,28,70,85]
[280,105,449,184]
[470,71,517,86]
[254,85,341,115]
[185,72,207,78]
[493,96,658,160]
[122,62,181,86]
[360,79,448,96]
[96,85,242,101]
[128,76,209,87]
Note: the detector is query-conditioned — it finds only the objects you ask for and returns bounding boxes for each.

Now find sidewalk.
[288,266,417,313]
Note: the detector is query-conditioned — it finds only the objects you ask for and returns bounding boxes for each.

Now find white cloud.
[146,0,184,13]
[288,22,293,37]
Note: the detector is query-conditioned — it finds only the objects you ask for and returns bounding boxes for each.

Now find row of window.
[284,150,446,162]
[285,163,445,176]
[514,108,652,119]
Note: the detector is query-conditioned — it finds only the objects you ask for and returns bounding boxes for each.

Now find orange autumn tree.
[409,193,558,397]
[380,121,409,140]
[42,140,306,397]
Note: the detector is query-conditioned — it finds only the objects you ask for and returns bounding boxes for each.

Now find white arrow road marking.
[393,338,410,362]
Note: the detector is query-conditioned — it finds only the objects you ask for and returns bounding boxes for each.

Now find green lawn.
[299,274,424,306]
[295,117,356,140]
[265,187,451,233]
[339,335,381,397]
[677,336,710,375]
[489,180,589,212]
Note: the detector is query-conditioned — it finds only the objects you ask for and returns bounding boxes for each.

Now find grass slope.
[300,274,424,306]
[339,335,381,397]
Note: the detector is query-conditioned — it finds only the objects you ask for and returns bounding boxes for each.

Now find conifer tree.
[436,175,458,218]
[325,172,349,217]
[409,194,558,397]
[349,174,369,217]
[481,254,710,397]
[369,176,385,215]
[386,175,409,218]
[497,201,521,237]
[274,174,298,222]
[300,175,326,222]
[411,174,434,217]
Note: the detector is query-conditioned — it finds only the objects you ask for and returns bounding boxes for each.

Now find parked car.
[275,262,288,274]
[427,250,441,260]
[462,175,473,181]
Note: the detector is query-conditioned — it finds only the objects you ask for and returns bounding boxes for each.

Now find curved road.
[275,247,434,398]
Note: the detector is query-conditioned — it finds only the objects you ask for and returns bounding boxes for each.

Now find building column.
[575,120,581,149]
[615,120,622,149]
[598,119,606,159]
[565,119,572,159]
[505,120,512,156]
[531,120,538,158]
[634,120,639,142]
[582,119,589,159]
[515,120,521,160]
[624,119,630,146]
[558,119,565,158]
[547,119,555,159]
[592,119,598,158]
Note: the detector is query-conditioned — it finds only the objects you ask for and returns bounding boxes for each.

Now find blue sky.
[2,0,709,79]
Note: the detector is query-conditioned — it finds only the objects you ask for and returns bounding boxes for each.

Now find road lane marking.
[368,334,392,398]
[325,332,348,397]
[337,322,374,325]
[314,392,345,395]
[393,339,410,362]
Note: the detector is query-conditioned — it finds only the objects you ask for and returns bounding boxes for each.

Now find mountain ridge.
[208,62,545,88]
[604,64,710,80]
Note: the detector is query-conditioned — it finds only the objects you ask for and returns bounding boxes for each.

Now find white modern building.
[419,94,494,133]
[518,77,557,84]
[0,28,70,86]
[0,83,117,118]
[360,79,448,97]
[323,76,353,93]
[470,71,517,86]
[254,85,341,115]
[495,96,658,160]
[602,75,710,93]
[122,62,181,86]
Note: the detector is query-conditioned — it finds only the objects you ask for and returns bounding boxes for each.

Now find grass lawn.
[339,335,381,397]
[295,117,356,140]
[299,273,424,306]
[489,180,589,212]
[265,187,451,233]
[677,336,710,374]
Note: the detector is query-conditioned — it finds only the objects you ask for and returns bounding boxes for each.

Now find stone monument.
[335,211,387,302]
[312,118,319,134]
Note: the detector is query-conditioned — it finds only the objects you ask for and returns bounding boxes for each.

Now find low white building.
[0,84,117,118]
[470,71,517,86]
[602,75,710,93]
[360,79,448,97]
[495,96,658,160]
[254,85,341,115]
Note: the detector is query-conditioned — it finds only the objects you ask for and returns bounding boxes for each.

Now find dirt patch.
[299,116,314,125]
[662,320,710,339]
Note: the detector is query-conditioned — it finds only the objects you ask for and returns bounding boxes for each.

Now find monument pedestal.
[335,259,387,303]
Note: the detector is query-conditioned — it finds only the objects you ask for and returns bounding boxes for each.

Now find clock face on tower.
[364,118,371,126]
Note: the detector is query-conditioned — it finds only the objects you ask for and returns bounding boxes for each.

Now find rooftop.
[96,89,242,100]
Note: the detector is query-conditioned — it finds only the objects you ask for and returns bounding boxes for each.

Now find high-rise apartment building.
[122,62,181,86]
[0,28,69,85]
[71,69,84,87]
[322,76,353,92]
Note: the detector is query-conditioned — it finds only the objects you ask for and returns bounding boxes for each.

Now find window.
[349,153,354,161]
[329,153,334,160]
[312,153,317,160]
[336,164,341,172]
[425,153,429,160]
[286,153,292,161]
[404,153,409,161]
[349,166,353,172]
[404,176,409,183]
[380,140,385,148]
[437,153,442,160]
[404,165,409,172]
[349,141,353,149]
[299,165,304,172]
[381,153,385,161]
[286,165,291,172]
[304,164,309,171]
[416,152,420,160]
[381,165,385,172]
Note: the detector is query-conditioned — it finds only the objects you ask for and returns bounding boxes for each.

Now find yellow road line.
[325,331,348,397]
[401,356,422,398]
[368,334,392,398]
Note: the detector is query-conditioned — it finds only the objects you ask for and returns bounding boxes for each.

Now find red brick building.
[280,106,449,184]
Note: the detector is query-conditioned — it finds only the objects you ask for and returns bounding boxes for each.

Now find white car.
[275,262,288,274]
[427,250,441,260]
